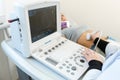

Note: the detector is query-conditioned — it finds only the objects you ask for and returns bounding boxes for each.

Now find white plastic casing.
[10,1,61,57]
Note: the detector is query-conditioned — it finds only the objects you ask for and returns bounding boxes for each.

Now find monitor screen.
[28,6,57,43]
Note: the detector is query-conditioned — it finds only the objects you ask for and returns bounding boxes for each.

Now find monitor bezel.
[29,2,60,52]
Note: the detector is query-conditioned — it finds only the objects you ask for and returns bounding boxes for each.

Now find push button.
[71,66,77,71]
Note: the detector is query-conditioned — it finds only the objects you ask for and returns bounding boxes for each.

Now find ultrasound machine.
[9,0,89,80]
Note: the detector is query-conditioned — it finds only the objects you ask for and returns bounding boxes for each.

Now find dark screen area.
[28,6,57,43]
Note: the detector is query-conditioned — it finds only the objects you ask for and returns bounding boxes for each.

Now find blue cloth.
[62,25,89,42]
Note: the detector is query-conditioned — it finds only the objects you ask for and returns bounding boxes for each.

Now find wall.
[60,0,120,40]
[0,0,5,23]
[4,0,120,41]
[3,0,15,19]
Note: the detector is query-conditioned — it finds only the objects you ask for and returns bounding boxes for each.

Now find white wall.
[4,0,15,19]
[0,0,5,23]
[60,0,120,40]
[4,0,120,40]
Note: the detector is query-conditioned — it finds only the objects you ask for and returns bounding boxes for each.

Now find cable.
[93,31,102,51]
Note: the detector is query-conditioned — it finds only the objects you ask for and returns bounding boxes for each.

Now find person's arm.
[105,41,120,58]
[83,44,120,80]
[82,69,102,80]
[94,38,109,53]
[82,38,120,80]
[94,37,120,58]
[82,57,103,80]
[82,37,107,80]
[82,48,104,80]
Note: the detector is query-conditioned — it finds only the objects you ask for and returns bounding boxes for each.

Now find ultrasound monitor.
[11,0,61,57]
[28,6,57,43]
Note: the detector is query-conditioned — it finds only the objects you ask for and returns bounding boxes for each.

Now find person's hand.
[91,31,101,41]
[91,31,107,41]
[82,48,104,63]
[61,14,67,21]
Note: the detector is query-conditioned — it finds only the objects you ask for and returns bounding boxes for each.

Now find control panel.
[32,37,89,80]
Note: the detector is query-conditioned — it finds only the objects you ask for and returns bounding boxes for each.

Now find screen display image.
[28,6,57,43]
